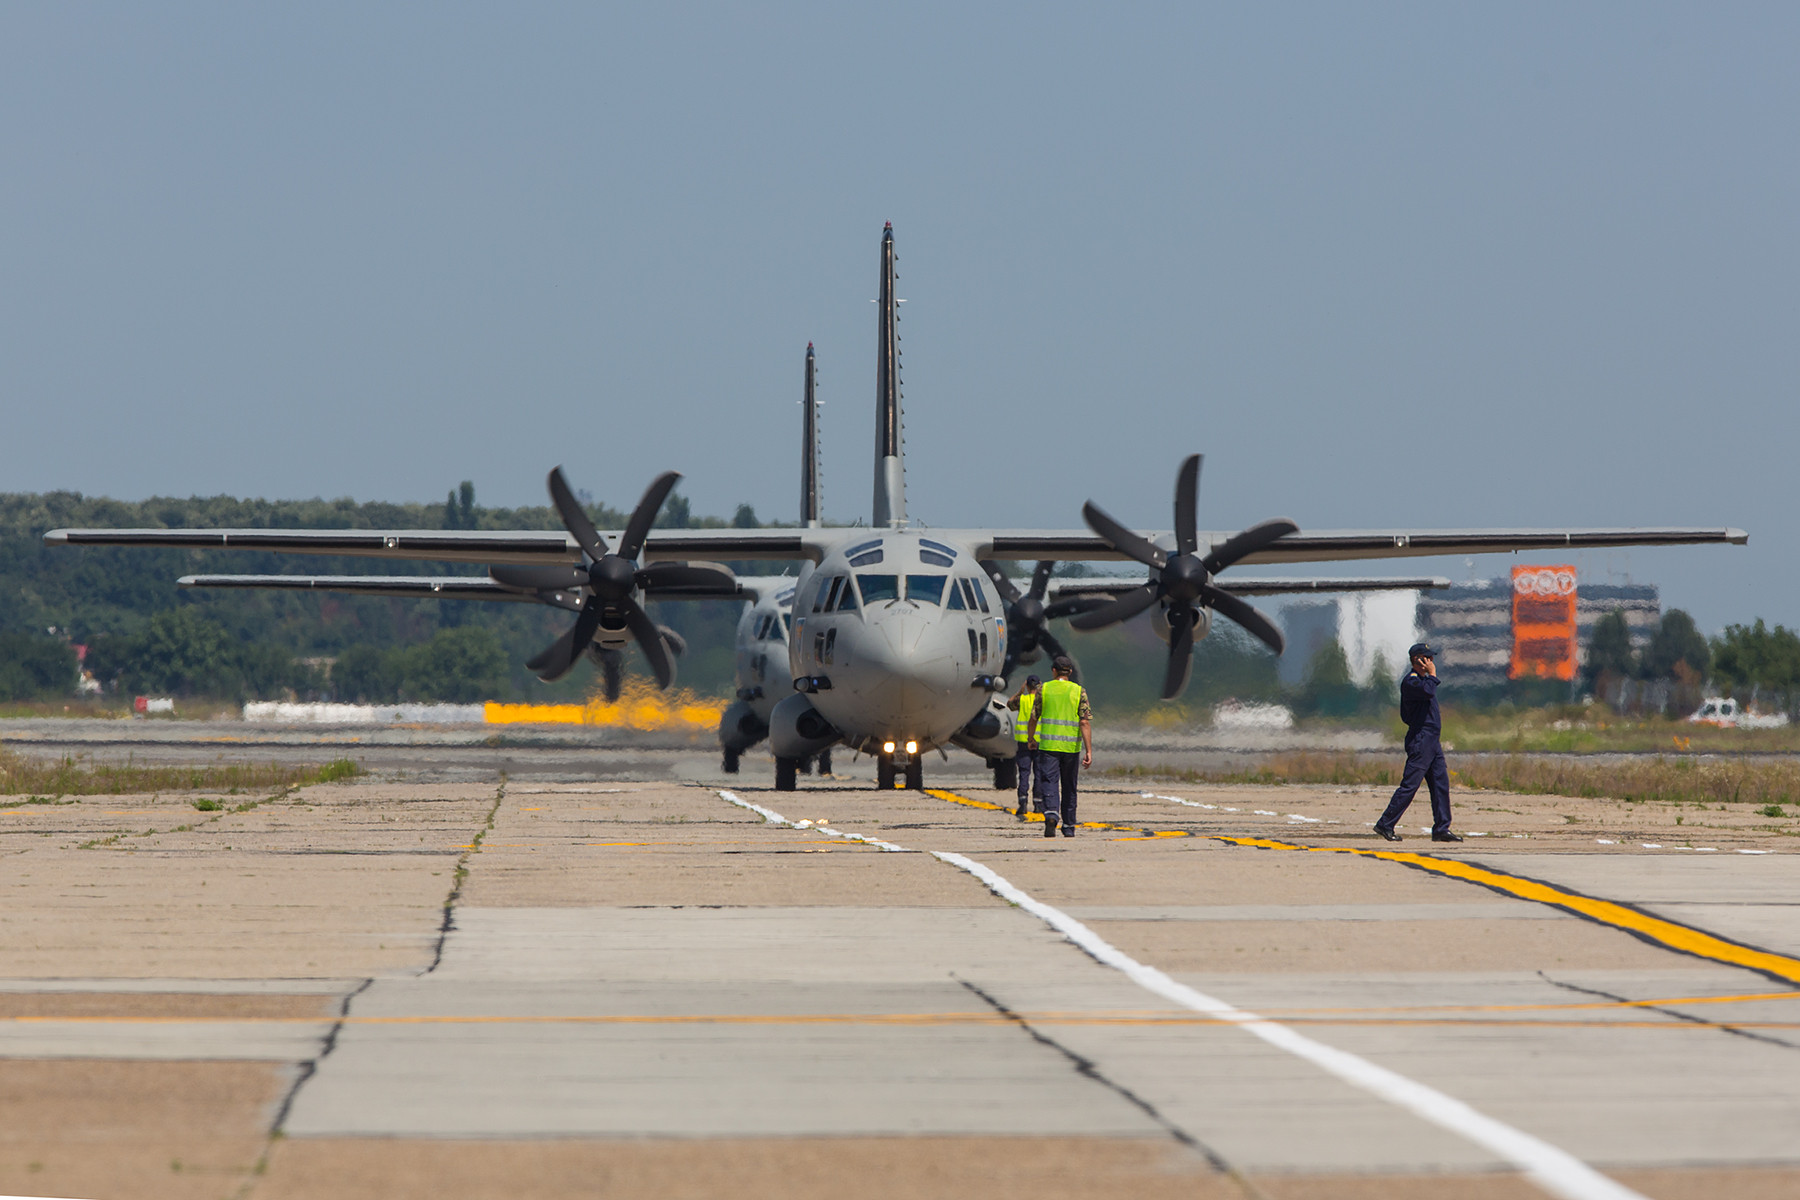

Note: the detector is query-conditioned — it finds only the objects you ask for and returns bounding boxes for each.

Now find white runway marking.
[720,789,1649,1200]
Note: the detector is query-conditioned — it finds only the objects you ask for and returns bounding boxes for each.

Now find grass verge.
[1107,751,1800,808]
[0,749,362,796]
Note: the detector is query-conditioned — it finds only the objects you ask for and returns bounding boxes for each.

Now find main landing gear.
[772,749,834,791]
[991,757,1017,792]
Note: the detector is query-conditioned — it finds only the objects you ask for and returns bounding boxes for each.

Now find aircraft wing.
[977,527,1748,564]
[179,573,748,604]
[1049,576,1453,600]
[46,526,812,564]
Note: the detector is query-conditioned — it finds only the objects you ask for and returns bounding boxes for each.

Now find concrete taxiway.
[0,754,1796,1199]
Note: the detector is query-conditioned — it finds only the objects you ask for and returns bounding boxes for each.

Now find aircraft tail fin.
[872,222,906,527]
[802,343,822,528]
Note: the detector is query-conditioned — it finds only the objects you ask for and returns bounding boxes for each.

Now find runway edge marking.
[717,789,1647,1200]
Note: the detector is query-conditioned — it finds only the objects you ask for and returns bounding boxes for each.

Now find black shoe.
[1374,824,1402,842]
[1043,816,1058,838]
[1431,830,1464,843]
[1015,802,1027,819]
[1060,824,1075,837]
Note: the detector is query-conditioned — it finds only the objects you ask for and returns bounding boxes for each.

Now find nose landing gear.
[876,745,923,790]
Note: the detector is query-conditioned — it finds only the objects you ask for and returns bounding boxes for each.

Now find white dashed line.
[714,789,1649,1200]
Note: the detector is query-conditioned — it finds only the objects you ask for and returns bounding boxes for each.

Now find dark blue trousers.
[1036,750,1081,824]
[1379,731,1452,834]
[1015,745,1039,804]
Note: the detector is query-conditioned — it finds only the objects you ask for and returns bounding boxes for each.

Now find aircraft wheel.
[904,759,923,791]
[775,757,799,791]
[993,758,1017,792]
[876,756,896,790]
[816,749,833,776]
[722,748,740,774]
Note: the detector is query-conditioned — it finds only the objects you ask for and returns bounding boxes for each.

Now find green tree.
[1642,609,1710,680]
[1584,610,1637,686]
[394,627,508,702]
[331,644,398,703]
[1296,640,1361,717]
[731,503,759,529]
[443,481,477,530]
[0,632,77,700]
[1711,619,1800,708]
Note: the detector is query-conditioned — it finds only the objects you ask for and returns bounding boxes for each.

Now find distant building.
[1415,575,1659,688]
[1284,573,1660,691]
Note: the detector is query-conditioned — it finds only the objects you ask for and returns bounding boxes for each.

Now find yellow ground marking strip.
[1220,834,1800,986]
[925,788,1800,987]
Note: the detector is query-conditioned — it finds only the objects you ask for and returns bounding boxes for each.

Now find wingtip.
[1728,528,1749,544]
[42,529,68,545]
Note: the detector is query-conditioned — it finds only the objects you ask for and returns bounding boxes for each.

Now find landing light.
[883,741,896,753]
[905,740,918,754]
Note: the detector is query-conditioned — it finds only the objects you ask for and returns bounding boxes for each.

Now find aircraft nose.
[851,609,965,719]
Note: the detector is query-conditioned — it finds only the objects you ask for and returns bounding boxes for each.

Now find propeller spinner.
[1070,454,1296,699]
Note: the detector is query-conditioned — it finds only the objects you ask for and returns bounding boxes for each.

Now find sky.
[1,3,1793,633]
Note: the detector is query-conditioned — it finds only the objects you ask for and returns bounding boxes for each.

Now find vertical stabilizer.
[872,222,905,527]
[801,343,822,527]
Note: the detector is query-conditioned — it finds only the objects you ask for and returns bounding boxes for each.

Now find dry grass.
[0,749,361,797]
[1108,751,1800,808]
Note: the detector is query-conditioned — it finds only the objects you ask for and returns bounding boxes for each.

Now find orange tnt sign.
[1510,565,1577,681]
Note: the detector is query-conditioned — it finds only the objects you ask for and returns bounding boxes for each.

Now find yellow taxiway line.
[925,789,1800,987]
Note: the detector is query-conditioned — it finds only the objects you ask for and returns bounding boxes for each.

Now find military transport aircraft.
[46,223,1747,792]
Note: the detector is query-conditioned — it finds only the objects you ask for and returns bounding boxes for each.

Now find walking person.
[1008,674,1043,819]
[1026,656,1092,838]
[1374,643,1462,843]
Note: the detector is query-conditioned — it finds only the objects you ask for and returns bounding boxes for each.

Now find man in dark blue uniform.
[1375,643,1462,843]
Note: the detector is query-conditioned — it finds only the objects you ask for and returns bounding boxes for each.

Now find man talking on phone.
[1374,643,1461,843]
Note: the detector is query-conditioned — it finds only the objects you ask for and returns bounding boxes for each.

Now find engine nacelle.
[949,694,1017,763]
[717,699,769,753]
[768,693,840,759]
[1150,604,1212,645]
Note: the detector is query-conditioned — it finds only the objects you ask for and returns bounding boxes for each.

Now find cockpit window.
[920,538,958,559]
[832,578,859,611]
[822,577,844,612]
[766,614,786,642]
[905,574,947,606]
[919,550,954,567]
[848,548,884,567]
[857,574,900,604]
[946,580,967,610]
[847,538,883,557]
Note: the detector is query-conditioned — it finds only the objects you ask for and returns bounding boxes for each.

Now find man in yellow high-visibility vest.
[1025,656,1092,838]
[1007,674,1043,819]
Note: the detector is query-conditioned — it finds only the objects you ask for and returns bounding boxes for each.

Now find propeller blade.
[1201,584,1285,655]
[1162,608,1196,700]
[1068,583,1159,631]
[1174,454,1201,556]
[1036,628,1080,681]
[655,625,688,657]
[618,471,681,562]
[621,600,676,689]
[1043,595,1117,621]
[979,560,1023,605]
[1081,500,1167,570]
[636,562,737,591]
[490,564,587,591]
[548,467,608,559]
[1028,560,1056,601]
[527,598,606,681]
[1201,517,1299,576]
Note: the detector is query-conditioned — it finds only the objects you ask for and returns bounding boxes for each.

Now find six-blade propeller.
[494,467,731,688]
[1071,454,1295,699]
[978,559,1108,681]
